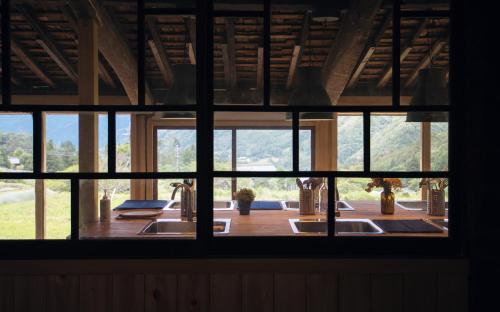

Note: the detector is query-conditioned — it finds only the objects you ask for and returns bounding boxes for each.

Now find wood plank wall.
[0,259,468,312]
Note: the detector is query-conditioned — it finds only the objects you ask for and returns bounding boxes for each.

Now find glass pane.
[338,114,363,171]
[116,113,131,172]
[299,129,312,171]
[45,113,79,172]
[145,15,197,105]
[214,130,232,171]
[80,178,197,239]
[335,177,448,237]
[0,113,33,172]
[401,17,449,109]
[156,129,196,172]
[431,122,448,171]
[0,179,35,239]
[214,17,264,105]
[371,114,421,171]
[45,179,71,239]
[214,112,292,171]
[98,114,108,172]
[214,177,329,236]
[271,1,392,106]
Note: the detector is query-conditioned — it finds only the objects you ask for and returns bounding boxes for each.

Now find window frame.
[0,0,463,259]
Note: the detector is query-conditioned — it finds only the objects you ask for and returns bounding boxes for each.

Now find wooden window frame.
[0,0,462,259]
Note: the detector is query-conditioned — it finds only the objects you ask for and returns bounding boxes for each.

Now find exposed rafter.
[68,0,153,104]
[17,4,79,83]
[186,17,197,65]
[348,10,392,89]
[404,39,446,88]
[147,16,174,89]
[61,5,116,88]
[224,18,237,90]
[286,10,311,89]
[11,38,55,88]
[377,18,428,89]
[323,0,384,104]
[257,47,263,90]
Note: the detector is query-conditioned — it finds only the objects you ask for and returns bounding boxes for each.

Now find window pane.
[214,130,232,171]
[0,179,35,239]
[45,179,71,239]
[271,2,392,106]
[299,129,312,171]
[338,114,363,171]
[157,129,196,172]
[431,122,448,171]
[145,15,197,105]
[80,178,197,239]
[0,114,33,172]
[214,17,264,105]
[45,114,79,172]
[371,114,421,171]
[214,177,329,237]
[336,177,448,237]
[116,113,131,172]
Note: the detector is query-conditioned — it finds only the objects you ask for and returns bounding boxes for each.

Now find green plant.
[235,188,256,202]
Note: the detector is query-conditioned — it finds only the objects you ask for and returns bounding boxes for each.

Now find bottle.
[100,190,111,222]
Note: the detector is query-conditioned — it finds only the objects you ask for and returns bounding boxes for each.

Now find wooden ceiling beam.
[257,47,263,90]
[323,0,384,104]
[186,17,196,65]
[286,10,311,89]
[0,67,25,87]
[348,10,392,89]
[147,16,174,89]
[69,0,153,104]
[61,4,116,88]
[224,18,237,90]
[377,18,428,89]
[404,39,446,88]
[11,39,55,88]
[17,4,78,83]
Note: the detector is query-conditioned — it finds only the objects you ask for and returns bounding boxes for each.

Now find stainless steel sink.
[289,219,384,235]
[396,200,449,211]
[165,200,234,211]
[283,200,355,211]
[139,218,231,235]
[430,218,448,230]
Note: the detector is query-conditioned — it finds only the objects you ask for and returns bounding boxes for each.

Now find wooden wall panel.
[210,273,241,312]
[14,276,47,312]
[178,274,209,312]
[371,274,403,312]
[145,274,177,312]
[80,275,113,312]
[338,274,370,312]
[46,275,79,312]
[274,274,306,312]
[403,273,437,312]
[437,274,468,312]
[306,273,338,312]
[0,276,14,312]
[242,273,274,312]
[113,274,145,312]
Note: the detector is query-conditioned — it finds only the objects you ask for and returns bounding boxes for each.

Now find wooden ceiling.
[1,0,449,104]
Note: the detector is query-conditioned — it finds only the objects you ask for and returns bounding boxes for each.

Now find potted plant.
[235,188,256,215]
[365,178,402,214]
[419,178,448,216]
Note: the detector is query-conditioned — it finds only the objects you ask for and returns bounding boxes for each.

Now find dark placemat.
[113,200,170,210]
[246,201,284,210]
[373,219,443,233]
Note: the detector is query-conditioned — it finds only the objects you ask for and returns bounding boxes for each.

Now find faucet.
[318,182,341,217]
[170,182,196,222]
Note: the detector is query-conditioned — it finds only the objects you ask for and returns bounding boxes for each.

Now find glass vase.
[380,191,395,214]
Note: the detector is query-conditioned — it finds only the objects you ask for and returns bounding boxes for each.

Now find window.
[0,1,456,256]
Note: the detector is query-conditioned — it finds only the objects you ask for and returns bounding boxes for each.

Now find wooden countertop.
[79,200,448,239]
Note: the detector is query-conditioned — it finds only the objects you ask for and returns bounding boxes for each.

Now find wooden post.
[421,122,431,200]
[35,113,46,239]
[78,18,99,225]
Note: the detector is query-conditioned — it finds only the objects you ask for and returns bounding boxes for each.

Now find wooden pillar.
[314,118,337,171]
[421,122,431,200]
[35,114,46,239]
[78,18,99,225]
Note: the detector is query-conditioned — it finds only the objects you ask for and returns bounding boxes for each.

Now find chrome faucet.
[170,182,196,222]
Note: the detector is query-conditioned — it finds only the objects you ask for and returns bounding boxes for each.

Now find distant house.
[8,157,20,166]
